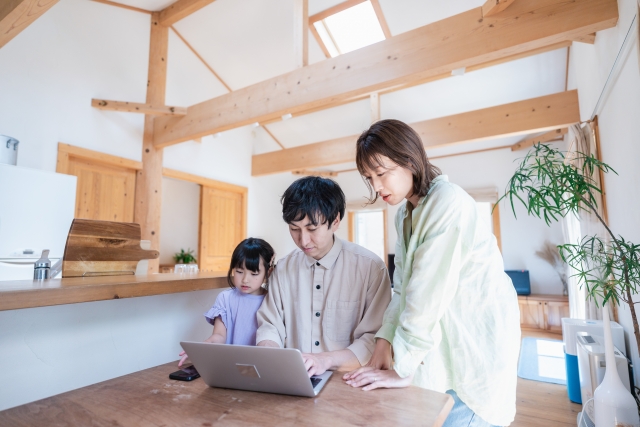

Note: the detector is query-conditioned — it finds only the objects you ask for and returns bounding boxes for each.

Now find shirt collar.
[401,175,449,217]
[304,236,342,269]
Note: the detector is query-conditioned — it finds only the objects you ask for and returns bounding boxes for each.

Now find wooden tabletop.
[0,272,228,311]
[0,362,454,427]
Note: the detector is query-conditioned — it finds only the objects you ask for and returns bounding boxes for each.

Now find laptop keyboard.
[310,377,322,388]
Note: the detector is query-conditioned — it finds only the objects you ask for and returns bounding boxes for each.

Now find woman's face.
[362,155,415,206]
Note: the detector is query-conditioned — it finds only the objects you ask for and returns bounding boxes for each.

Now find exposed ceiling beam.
[482,0,516,17]
[91,99,186,116]
[158,0,216,27]
[573,33,596,44]
[370,0,391,38]
[91,0,151,14]
[294,0,309,68]
[511,128,568,151]
[0,0,58,49]
[252,90,580,176]
[153,0,616,149]
[292,169,338,177]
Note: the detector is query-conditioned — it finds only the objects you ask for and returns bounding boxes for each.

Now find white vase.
[593,303,639,427]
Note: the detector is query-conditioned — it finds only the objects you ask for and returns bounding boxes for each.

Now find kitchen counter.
[0,272,228,311]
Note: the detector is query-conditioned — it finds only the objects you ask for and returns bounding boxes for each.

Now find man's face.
[288,215,340,260]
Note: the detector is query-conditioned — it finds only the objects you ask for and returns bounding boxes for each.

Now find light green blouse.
[376,175,520,426]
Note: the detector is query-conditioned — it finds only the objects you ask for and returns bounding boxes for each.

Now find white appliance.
[0,164,76,282]
[577,333,631,426]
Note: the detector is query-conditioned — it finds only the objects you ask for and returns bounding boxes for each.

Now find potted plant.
[173,248,197,265]
[499,143,640,357]
[500,143,640,419]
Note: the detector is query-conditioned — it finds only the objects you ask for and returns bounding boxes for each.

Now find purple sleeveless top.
[204,288,265,346]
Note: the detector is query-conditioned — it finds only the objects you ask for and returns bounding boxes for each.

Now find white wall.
[160,177,200,265]
[569,0,640,384]
[0,0,252,409]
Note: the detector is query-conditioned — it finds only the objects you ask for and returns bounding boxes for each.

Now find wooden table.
[0,362,454,427]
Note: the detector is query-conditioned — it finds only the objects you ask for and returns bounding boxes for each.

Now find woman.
[344,120,520,427]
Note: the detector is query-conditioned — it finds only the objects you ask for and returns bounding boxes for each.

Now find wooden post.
[134,12,168,274]
[370,92,380,123]
[293,0,308,68]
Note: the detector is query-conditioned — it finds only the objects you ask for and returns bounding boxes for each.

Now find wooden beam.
[308,0,365,24]
[154,0,617,148]
[158,0,216,27]
[0,0,58,49]
[309,21,331,58]
[252,90,580,176]
[511,128,568,151]
[291,169,338,177]
[482,0,516,17]
[573,33,596,44]
[57,142,143,171]
[134,12,168,274]
[262,126,286,150]
[170,26,232,92]
[91,0,151,14]
[370,0,391,38]
[294,0,309,68]
[91,99,186,116]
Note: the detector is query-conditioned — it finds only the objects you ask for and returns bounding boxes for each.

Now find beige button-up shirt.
[255,237,391,364]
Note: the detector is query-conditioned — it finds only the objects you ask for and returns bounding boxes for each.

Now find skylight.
[313,1,386,57]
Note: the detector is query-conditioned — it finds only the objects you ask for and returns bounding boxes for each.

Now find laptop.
[180,341,332,397]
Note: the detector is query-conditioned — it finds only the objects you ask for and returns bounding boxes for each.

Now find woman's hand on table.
[343,367,413,391]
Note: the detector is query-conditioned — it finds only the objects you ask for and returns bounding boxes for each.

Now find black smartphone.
[169,365,200,381]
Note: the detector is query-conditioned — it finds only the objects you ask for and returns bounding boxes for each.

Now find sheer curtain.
[564,121,609,320]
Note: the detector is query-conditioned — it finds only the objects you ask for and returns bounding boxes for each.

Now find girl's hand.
[343,367,413,391]
[178,350,189,367]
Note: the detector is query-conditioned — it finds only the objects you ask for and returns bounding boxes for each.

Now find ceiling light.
[281,113,293,121]
[451,67,466,76]
[251,122,260,128]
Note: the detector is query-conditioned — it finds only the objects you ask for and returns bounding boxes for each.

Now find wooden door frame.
[347,208,388,266]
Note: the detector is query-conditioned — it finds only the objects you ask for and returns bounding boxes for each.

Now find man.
[256,177,392,377]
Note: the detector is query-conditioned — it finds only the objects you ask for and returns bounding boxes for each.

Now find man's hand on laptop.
[301,353,330,377]
[256,340,280,348]
[301,349,361,377]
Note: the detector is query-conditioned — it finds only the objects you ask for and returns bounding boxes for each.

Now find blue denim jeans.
[442,390,500,427]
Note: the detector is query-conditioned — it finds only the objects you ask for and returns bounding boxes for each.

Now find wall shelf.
[0,272,227,311]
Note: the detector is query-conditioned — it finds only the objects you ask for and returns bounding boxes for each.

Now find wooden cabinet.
[518,294,569,334]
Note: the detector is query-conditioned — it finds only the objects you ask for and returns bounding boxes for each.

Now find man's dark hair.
[281,177,346,227]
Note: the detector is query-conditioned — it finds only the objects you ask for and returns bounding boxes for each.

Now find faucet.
[33,249,62,279]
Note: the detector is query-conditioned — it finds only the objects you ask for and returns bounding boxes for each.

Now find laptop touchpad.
[236,364,260,378]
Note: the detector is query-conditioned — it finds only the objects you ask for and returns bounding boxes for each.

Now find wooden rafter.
[482,0,516,17]
[308,0,365,24]
[159,0,216,27]
[0,0,59,49]
[252,91,580,176]
[91,0,151,14]
[510,128,568,151]
[91,99,186,116]
[262,126,286,150]
[370,92,380,123]
[370,0,391,38]
[573,33,596,44]
[153,0,616,148]
[170,26,232,92]
[292,169,338,177]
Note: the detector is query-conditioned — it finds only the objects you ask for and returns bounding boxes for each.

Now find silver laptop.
[180,341,332,397]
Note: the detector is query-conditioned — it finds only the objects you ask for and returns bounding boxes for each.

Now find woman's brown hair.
[356,119,441,203]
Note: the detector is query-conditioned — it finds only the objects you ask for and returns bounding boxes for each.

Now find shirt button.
[315,312,320,317]
[315,341,320,346]
[316,285,320,290]
[316,262,320,266]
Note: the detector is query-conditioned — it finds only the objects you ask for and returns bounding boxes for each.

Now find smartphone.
[169,365,200,381]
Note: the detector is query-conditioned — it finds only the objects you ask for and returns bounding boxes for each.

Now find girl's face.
[362,155,416,206]
[233,261,267,295]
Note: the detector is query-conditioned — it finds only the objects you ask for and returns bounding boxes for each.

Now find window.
[475,201,502,252]
[349,210,386,262]
[310,0,390,58]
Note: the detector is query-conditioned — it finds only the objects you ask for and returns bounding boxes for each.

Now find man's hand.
[301,353,331,377]
[257,340,280,348]
[344,366,413,391]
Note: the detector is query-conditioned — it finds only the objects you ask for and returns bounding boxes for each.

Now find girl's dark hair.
[281,176,345,227]
[356,119,441,203]
[227,238,275,289]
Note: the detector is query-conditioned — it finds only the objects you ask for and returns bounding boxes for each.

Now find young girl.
[178,238,275,367]
[343,120,520,427]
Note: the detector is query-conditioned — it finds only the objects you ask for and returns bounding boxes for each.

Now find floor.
[512,329,582,427]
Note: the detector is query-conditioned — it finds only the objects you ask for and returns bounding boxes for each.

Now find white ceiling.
[101,0,570,164]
